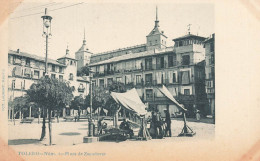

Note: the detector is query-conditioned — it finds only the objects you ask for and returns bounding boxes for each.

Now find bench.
[21,117,34,124]
[64,116,75,122]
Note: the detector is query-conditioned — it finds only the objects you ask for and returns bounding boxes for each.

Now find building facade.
[204,33,215,116]
[8,48,89,118]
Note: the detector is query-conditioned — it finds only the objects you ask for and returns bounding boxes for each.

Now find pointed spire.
[66,43,69,55]
[156,5,158,21]
[155,6,159,27]
[83,28,86,45]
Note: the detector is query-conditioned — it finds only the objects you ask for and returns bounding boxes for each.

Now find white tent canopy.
[111,88,147,115]
[158,85,187,112]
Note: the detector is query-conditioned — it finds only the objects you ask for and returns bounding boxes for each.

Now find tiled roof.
[9,50,66,67]
[89,47,174,67]
[147,26,167,38]
[172,34,206,41]
[92,44,146,57]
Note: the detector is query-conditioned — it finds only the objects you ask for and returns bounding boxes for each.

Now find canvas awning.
[158,85,187,112]
[111,88,147,115]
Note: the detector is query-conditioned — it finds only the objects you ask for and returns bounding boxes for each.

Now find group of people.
[149,106,172,139]
[97,106,173,140]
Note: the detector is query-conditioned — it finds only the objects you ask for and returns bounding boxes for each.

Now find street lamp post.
[41,8,52,77]
[40,8,52,142]
[88,68,93,137]
[83,68,99,143]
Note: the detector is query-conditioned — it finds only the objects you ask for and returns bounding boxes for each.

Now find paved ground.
[8,118,215,147]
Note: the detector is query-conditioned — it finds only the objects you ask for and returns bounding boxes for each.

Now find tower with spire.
[57,45,78,81]
[75,28,92,72]
[146,6,168,51]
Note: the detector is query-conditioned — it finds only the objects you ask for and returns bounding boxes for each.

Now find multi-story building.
[89,8,208,117]
[204,33,215,116]
[8,48,89,118]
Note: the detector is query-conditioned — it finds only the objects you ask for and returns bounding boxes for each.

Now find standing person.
[164,105,172,137]
[149,111,157,139]
[156,110,163,139]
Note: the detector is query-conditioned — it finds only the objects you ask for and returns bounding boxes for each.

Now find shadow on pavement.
[8,139,40,145]
[59,132,81,136]
[78,128,88,130]
[174,118,214,124]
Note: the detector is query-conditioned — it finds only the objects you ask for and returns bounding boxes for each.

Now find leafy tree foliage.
[27,77,74,145]
[77,64,90,76]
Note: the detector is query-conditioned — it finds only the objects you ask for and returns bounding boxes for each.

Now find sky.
[8,2,214,60]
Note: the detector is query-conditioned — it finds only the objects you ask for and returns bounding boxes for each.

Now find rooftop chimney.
[17,49,20,53]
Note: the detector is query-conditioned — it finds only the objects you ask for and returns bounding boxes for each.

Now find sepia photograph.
[7,2,215,147]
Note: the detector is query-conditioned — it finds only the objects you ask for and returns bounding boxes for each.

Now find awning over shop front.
[158,85,187,112]
[111,88,147,116]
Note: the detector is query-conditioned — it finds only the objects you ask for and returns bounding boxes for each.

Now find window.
[150,41,152,45]
[51,74,56,79]
[155,40,157,44]
[25,58,30,67]
[99,79,104,87]
[179,41,183,47]
[59,67,62,73]
[182,55,190,65]
[145,74,153,85]
[34,71,40,79]
[69,73,73,80]
[146,89,153,99]
[168,55,173,67]
[12,80,15,89]
[125,75,131,84]
[14,56,22,65]
[184,89,190,95]
[116,77,122,83]
[92,80,96,86]
[78,83,85,92]
[160,57,164,68]
[210,42,214,52]
[8,56,12,64]
[107,78,113,85]
[52,65,55,72]
[70,61,73,65]
[136,75,142,84]
[156,57,164,69]
[59,75,63,80]
[173,73,177,83]
[35,61,40,68]
[145,57,152,70]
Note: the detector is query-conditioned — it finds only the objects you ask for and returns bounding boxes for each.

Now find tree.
[77,64,90,76]
[9,96,29,125]
[71,95,85,119]
[27,77,74,145]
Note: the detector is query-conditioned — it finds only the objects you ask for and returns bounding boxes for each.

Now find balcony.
[125,82,134,88]
[178,95,195,101]
[78,87,85,93]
